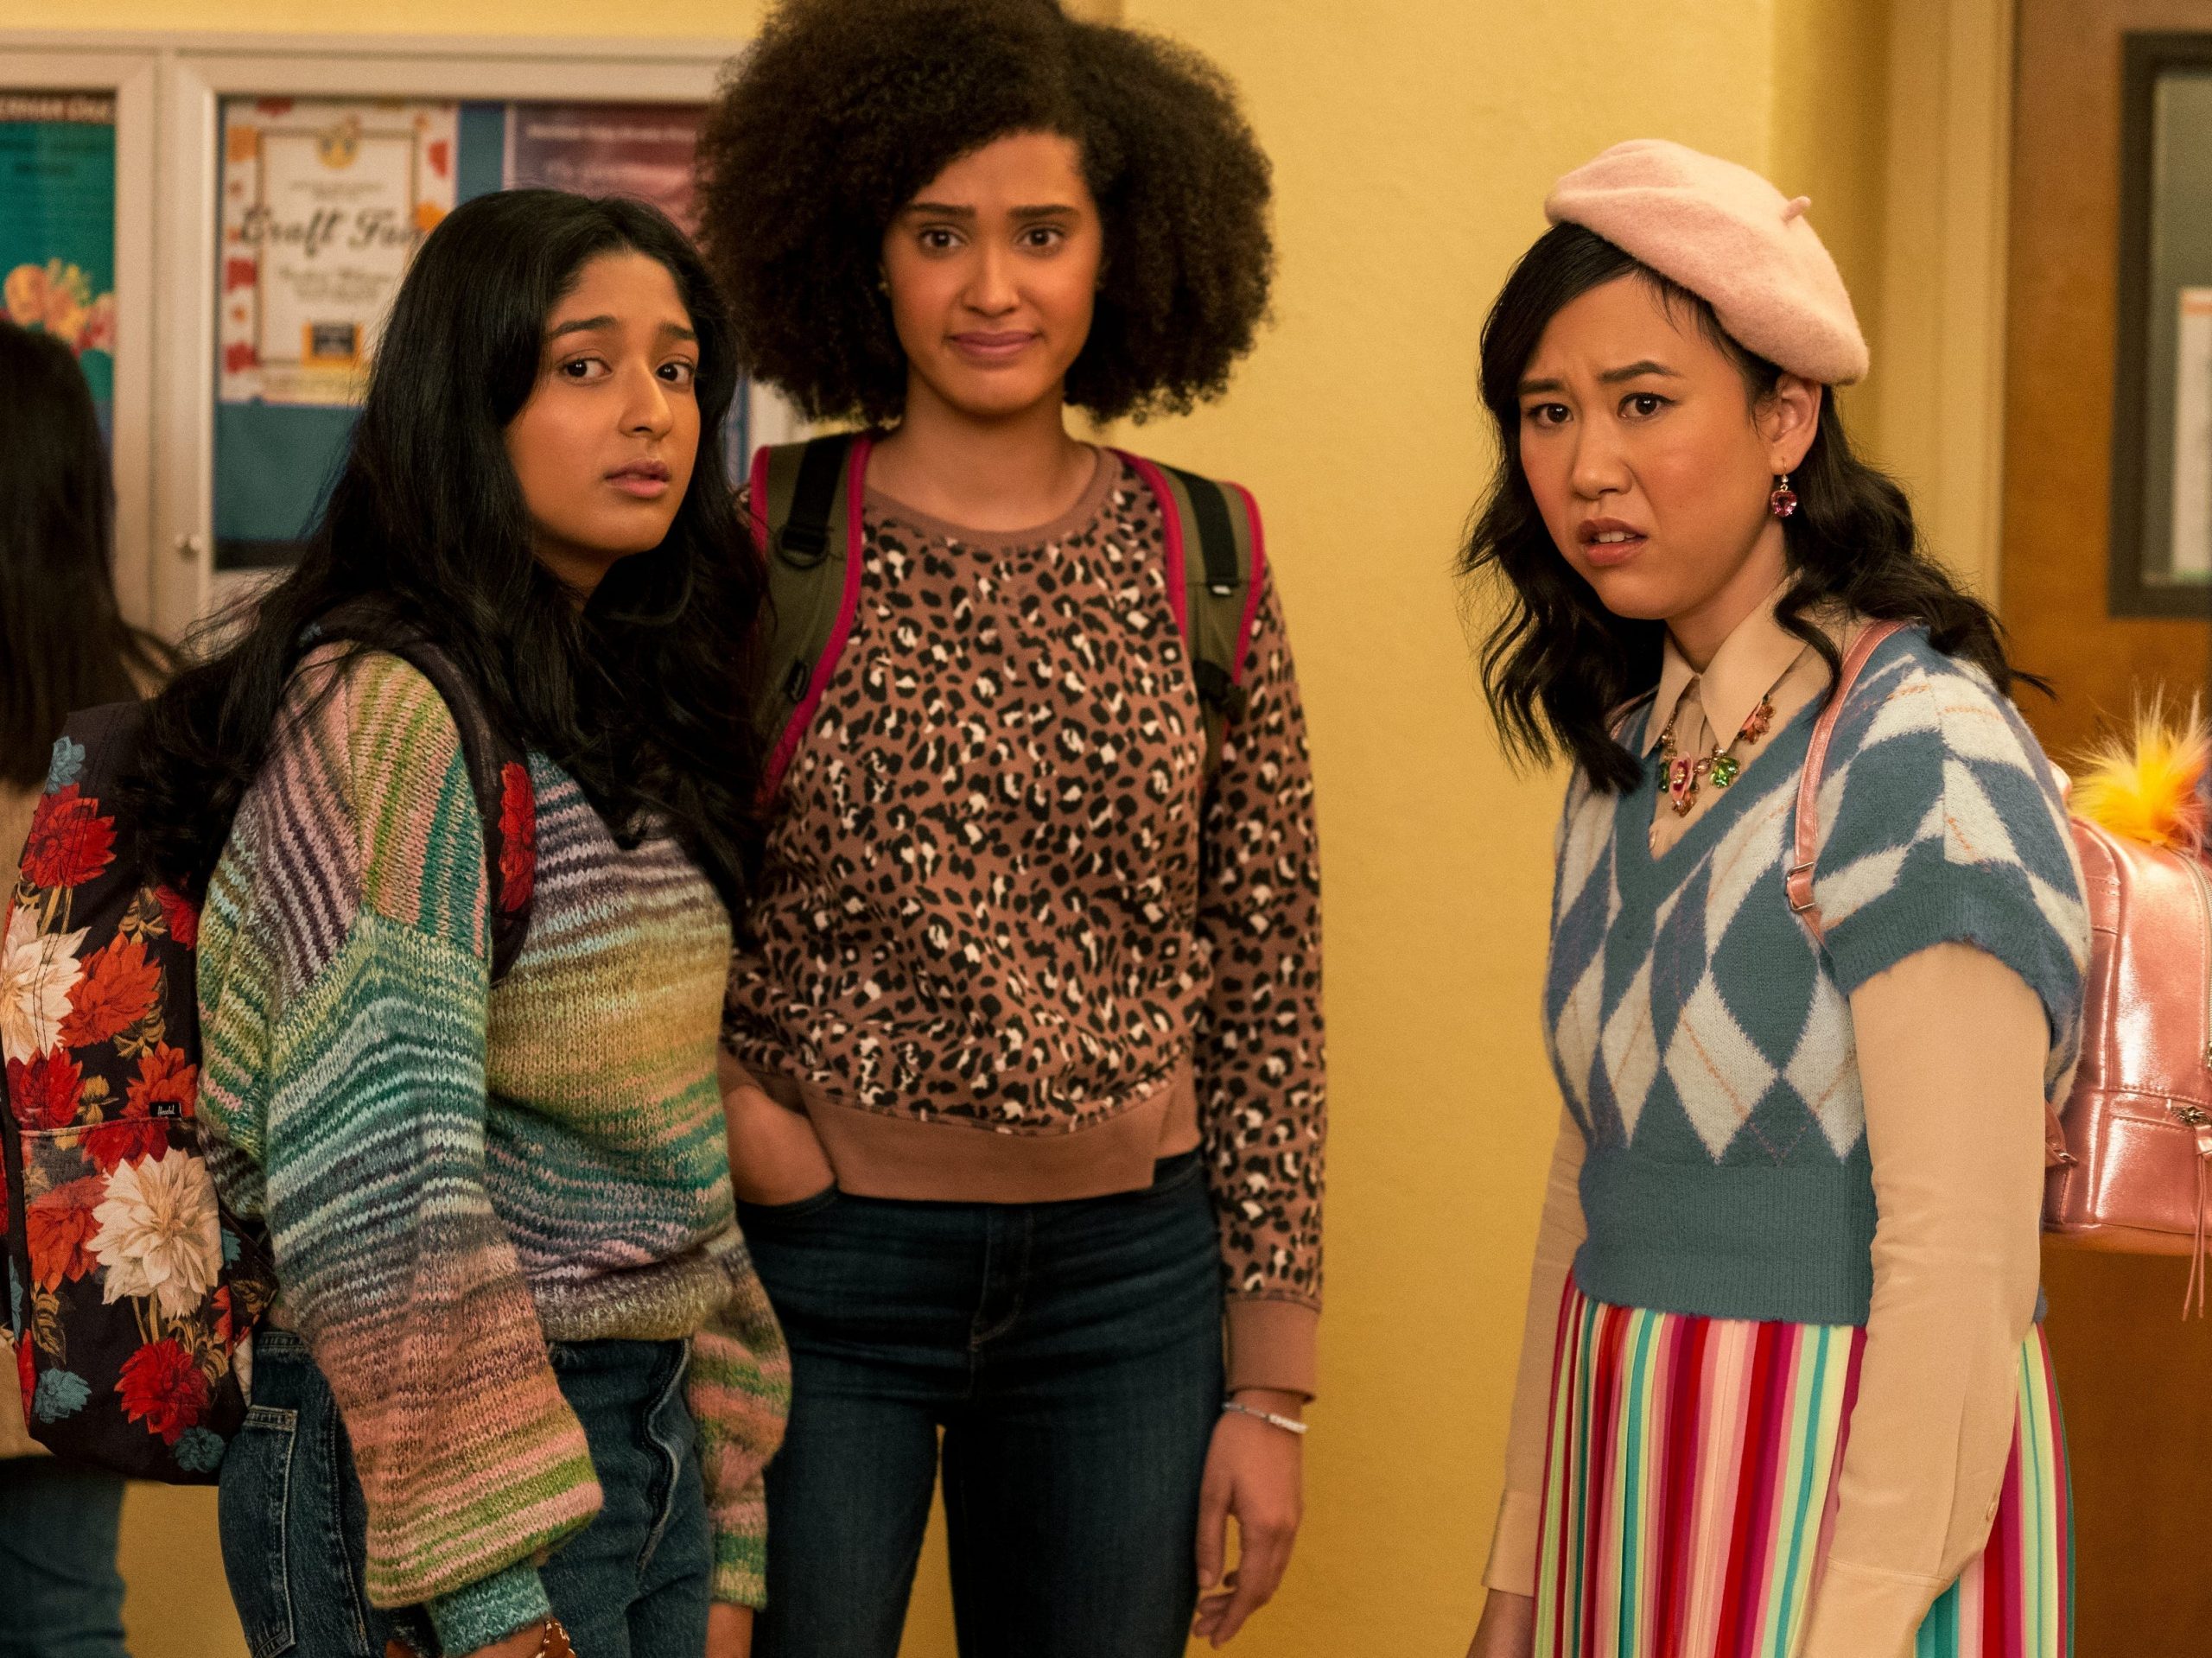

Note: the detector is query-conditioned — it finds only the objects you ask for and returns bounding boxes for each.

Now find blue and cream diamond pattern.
[1545,633,2088,1193]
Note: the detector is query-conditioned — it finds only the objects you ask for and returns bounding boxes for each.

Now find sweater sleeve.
[227,654,599,1647]
[1809,660,2088,1098]
[1482,1106,1588,1597]
[688,1265,791,1607]
[1798,944,2050,1658]
[1193,562,1328,1398]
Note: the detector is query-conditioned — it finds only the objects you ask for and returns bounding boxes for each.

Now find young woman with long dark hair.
[1462,143,2088,1658]
[693,3,1323,1652]
[0,318,167,1658]
[139,191,787,1658]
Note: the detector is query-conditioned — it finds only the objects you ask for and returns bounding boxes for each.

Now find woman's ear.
[1759,374,1823,473]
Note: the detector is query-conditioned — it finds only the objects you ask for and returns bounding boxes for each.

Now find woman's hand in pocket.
[721,1064,836,1207]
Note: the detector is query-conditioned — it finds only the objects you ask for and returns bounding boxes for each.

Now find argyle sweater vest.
[1544,629,2090,1325]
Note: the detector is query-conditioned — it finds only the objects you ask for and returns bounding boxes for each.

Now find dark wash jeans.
[218,1329,710,1658]
[745,1148,1224,1658]
[0,1458,127,1658]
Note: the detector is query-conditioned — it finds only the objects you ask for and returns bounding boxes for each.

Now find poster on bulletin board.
[218,98,458,407]
[210,93,752,572]
[213,97,457,567]
[0,91,118,422]
[502,103,707,234]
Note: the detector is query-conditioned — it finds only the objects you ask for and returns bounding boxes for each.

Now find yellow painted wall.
[1103,3,1891,1651]
[3,3,1893,1655]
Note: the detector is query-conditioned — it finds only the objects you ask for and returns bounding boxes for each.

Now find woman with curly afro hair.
[697,2,1325,1654]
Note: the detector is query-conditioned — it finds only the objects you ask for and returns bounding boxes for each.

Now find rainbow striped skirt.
[1534,1282,2071,1658]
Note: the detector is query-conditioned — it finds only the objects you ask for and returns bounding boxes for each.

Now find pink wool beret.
[1543,138,1870,386]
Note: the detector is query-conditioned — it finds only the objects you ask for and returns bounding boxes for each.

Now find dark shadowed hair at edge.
[1462,220,2035,794]
[136,189,766,909]
[694,0,1274,426]
[0,321,169,788]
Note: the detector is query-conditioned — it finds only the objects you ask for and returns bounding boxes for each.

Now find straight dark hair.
[137,190,766,909]
[1462,222,2034,793]
[0,322,168,789]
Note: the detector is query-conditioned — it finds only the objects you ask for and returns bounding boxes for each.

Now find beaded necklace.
[1656,681,1777,816]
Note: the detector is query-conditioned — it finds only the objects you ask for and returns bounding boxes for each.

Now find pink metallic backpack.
[2041,752,2212,1309]
[1789,626,2212,1312]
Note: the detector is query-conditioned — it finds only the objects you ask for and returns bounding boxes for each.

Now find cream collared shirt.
[1482,588,2050,1658]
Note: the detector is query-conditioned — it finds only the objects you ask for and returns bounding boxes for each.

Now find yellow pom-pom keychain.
[2069,696,2212,857]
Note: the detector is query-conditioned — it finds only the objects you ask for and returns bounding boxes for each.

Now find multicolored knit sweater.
[196,650,789,1648]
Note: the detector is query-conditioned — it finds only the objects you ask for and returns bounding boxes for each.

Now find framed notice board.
[2111,32,2212,617]
[3,31,804,637]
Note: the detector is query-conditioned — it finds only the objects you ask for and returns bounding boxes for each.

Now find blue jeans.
[0,1458,128,1658]
[218,1330,710,1658]
[744,1148,1224,1658]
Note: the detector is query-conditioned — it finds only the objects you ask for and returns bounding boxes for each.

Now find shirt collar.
[1640,579,1821,756]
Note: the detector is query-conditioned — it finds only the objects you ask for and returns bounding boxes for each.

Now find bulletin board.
[1,31,803,636]
[2110,33,2212,615]
[0,91,118,422]
[209,93,753,573]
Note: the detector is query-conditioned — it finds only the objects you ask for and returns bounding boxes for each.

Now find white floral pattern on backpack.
[2,728,270,1479]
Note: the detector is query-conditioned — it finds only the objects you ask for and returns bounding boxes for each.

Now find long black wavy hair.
[0,322,168,789]
[695,0,1274,426]
[138,190,766,909]
[1464,222,2033,793]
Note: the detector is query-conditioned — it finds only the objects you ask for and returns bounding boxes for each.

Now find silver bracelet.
[1221,1399,1307,1436]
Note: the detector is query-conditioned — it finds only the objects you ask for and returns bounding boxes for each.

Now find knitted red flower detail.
[21,787,116,891]
[118,1337,208,1444]
[497,763,536,915]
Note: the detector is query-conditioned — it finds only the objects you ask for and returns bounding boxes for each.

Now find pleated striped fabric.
[1535,1282,2070,1658]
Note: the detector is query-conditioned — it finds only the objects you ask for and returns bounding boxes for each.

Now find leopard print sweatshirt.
[725,448,1326,1394]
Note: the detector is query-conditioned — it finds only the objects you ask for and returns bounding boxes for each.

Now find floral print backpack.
[0,632,536,1481]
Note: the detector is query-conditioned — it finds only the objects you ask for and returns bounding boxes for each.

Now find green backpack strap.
[748,438,1265,797]
[1112,451,1265,772]
[747,431,871,798]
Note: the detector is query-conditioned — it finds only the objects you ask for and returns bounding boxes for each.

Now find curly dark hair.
[695,0,1273,425]
[1463,222,2037,793]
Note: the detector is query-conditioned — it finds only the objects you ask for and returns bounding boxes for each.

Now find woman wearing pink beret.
[1463,141,2087,1658]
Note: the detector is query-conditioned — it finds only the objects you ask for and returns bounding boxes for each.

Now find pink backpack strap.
[1786,619,1909,938]
[1112,449,1265,766]
[749,433,872,802]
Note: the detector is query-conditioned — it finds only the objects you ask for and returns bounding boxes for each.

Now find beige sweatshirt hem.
[785,1066,1201,1204]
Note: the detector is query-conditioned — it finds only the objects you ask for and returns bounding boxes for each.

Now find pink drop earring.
[1769,473,1799,518]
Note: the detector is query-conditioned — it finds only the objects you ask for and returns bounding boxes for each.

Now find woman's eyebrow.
[1598,359,1682,384]
[1516,374,1566,396]
[544,316,697,343]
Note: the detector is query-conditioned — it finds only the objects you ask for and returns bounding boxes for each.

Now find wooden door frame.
[1873,0,2018,602]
